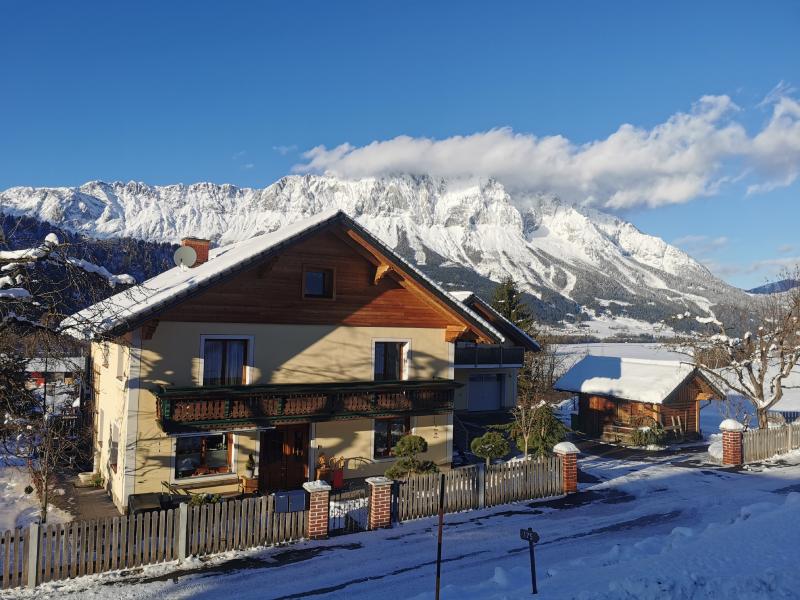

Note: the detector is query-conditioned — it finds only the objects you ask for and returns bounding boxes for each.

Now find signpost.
[520,528,540,594]
[435,473,445,600]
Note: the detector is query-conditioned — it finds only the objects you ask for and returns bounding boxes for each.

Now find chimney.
[181,237,211,267]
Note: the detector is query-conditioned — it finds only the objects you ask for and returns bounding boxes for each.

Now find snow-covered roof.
[26,357,85,373]
[554,355,701,405]
[63,209,503,342]
[450,290,540,351]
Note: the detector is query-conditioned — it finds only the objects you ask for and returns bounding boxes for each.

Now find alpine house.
[70,209,517,512]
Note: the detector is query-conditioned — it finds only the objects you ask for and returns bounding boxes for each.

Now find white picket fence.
[743,422,800,463]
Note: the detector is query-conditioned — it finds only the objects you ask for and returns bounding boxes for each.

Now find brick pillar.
[553,442,580,494]
[720,419,744,466]
[303,481,332,540]
[366,476,393,530]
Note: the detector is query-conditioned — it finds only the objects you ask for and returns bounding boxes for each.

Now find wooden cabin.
[555,356,724,443]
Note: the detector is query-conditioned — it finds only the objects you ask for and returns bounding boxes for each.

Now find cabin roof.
[554,355,719,405]
[450,291,540,351]
[62,209,504,342]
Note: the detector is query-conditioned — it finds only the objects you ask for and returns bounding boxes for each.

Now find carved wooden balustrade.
[156,379,457,432]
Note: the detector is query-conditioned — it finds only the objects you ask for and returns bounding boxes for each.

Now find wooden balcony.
[155,379,457,433]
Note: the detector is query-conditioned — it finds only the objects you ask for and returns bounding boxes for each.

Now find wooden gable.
[157,224,491,339]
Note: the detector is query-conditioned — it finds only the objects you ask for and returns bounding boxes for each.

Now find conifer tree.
[490,276,534,332]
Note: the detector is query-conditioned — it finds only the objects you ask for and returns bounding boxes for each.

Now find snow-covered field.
[0,458,71,531]
[9,445,800,599]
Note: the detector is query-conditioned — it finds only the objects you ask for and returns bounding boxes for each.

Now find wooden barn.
[555,356,724,443]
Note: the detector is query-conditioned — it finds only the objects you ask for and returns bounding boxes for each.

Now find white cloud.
[706,256,800,279]
[294,90,800,210]
[746,95,800,195]
[273,145,298,156]
[673,235,729,258]
[241,163,255,170]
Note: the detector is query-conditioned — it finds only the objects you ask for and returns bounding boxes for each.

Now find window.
[109,423,119,473]
[374,341,407,381]
[175,433,233,479]
[303,267,334,299]
[373,417,410,459]
[203,339,248,386]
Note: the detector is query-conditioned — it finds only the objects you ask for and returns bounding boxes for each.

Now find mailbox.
[274,489,307,513]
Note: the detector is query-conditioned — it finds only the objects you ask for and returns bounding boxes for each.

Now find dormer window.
[303,267,335,299]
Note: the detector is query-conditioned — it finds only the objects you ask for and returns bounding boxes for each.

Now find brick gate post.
[553,441,580,494]
[303,480,332,540]
[720,419,744,466]
[366,476,394,530]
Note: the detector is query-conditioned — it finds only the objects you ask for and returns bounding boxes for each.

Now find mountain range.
[0,175,753,337]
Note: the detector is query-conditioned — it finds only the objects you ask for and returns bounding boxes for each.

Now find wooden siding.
[660,374,706,434]
[159,229,461,330]
[577,373,715,439]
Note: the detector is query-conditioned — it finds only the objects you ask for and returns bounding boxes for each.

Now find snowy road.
[11,445,800,599]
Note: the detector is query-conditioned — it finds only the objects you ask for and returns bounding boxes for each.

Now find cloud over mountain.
[295,92,800,211]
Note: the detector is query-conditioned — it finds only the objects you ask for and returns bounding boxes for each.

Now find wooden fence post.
[720,419,744,466]
[553,442,580,494]
[177,503,189,561]
[26,522,39,589]
[476,463,485,509]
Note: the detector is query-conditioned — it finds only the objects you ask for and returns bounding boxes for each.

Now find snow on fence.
[396,457,563,521]
[743,422,800,463]
[0,495,307,590]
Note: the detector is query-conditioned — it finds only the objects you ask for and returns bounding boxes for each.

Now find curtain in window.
[203,340,224,385]
[375,342,404,381]
[225,340,246,385]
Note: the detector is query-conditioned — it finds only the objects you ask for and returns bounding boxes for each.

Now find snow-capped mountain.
[0,175,749,333]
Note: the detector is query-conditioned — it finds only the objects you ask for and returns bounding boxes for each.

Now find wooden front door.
[259,424,310,493]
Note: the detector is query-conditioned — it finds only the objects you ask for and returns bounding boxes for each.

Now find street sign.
[520,528,540,543]
[520,528,540,594]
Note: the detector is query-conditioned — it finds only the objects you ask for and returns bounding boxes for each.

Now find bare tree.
[0,228,136,522]
[510,329,568,458]
[670,267,800,430]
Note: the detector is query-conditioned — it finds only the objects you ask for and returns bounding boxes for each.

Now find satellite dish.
[174,246,197,269]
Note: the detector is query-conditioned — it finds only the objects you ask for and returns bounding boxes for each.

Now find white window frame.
[371,338,411,382]
[169,431,239,484]
[198,335,255,386]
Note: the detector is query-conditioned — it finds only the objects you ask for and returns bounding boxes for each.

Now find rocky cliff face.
[1,175,749,331]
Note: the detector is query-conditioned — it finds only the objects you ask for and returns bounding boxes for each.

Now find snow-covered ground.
[0,458,71,531]
[9,446,800,599]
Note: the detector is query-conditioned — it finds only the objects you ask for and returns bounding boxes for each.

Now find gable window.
[303,267,334,299]
[373,417,410,459]
[175,433,233,479]
[203,339,248,386]
[374,341,407,381]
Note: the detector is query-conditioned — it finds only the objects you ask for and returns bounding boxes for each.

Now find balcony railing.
[453,345,525,368]
[155,379,457,432]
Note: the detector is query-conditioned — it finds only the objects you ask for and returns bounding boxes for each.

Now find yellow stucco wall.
[91,337,134,510]
[95,322,455,505]
[312,414,452,479]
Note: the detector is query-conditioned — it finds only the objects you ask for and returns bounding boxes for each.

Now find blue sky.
[1,1,798,288]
